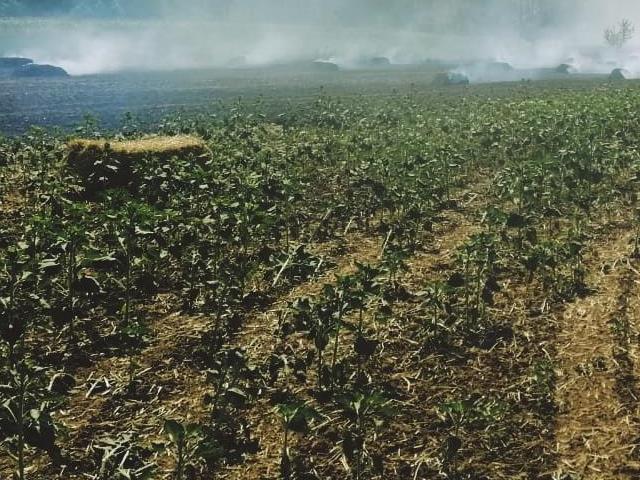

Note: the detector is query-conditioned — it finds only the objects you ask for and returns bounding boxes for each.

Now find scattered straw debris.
[67,135,207,158]
[554,231,639,479]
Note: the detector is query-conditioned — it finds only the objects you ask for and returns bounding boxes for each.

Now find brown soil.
[221,184,487,479]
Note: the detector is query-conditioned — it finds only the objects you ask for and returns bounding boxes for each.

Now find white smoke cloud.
[1,1,639,77]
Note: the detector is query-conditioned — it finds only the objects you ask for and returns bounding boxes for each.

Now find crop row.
[1,84,640,478]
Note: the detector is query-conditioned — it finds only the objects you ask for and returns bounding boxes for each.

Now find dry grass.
[553,229,640,479]
[67,135,207,158]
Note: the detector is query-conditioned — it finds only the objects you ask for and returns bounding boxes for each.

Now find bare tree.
[605,19,635,49]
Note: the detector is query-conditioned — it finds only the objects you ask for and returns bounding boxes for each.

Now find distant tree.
[69,0,122,18]
[0,0,73,16]
[605,19,635,49]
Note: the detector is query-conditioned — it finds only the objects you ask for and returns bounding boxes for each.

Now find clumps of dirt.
[66,135,209,192]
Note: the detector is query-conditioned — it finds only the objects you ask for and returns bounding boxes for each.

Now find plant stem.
[317,348,323,390]
[330,307,344,388]
[176,439,183,480]
[17,367,26,480]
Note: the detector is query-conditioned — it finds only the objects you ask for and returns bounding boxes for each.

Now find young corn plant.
[1,245,59,479]
[111,199,155,392]
[52,205,89,342]
[418,281,454,354]
[340,392,394,480]
[276,402,319,480]
[380,237,410,288]
[565,215,588,296]
[0,247,31,480]
[455,233,498,326]
[352,262,383,385]
[163,420,222,480]
[328,275,358,389]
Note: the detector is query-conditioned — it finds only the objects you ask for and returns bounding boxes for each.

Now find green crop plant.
[0,247,31,480]
[455,233,499,326]
[380,239,410,287]
[340,392,394,480]
[205,348,254,413]
[565,215,588,295]
[51,203,91,341]
[106,197,156,391]
[5,71,640,480]
[1,245,59,479]
[275,402,319,480]
[328,276,358,389]
[163,420,222,480]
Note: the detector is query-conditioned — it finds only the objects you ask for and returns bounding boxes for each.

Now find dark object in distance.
[609,68,627,81]
[368,56,391,67]
[0,57,33,68]
[433,71,469,86]
[12,64,69,78]
[311,60,339,72]
[487,61,514,72]
[555,63,575,74]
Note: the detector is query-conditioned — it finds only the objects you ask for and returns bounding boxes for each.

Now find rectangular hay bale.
[66,135,209,191]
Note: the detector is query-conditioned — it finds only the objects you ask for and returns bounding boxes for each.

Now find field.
[2,74,640,480]
[0,67,452,135]
[0,63,608,137]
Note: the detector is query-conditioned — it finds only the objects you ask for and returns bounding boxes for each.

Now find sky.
[1,1,639,75]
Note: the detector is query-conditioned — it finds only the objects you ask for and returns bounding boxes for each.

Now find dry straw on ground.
[67,135,207,158]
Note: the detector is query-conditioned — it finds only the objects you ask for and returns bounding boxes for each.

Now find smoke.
[1,1,639,77]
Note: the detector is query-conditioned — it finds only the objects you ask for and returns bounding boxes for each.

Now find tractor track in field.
[28,219,421,479]
[33,296,212,479]
[612,251,640,478]
[222,181,489,479]
[611,254,640,417]
[219,231,385,480]
[303,209,488,480]
[553,228,640,479]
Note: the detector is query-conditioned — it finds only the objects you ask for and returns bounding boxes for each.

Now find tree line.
[0,0,553,22]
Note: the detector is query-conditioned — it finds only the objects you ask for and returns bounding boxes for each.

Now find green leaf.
[185,423,202,438]
[163,419,184,443]
[195,441,224,461]
[225,387,248,407]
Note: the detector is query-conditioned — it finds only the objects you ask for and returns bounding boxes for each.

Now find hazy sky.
[1,1,639,75]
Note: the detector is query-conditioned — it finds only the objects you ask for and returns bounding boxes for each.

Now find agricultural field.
[2,77,640,480]
[0,64,607,137]
[0,67,450,136]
